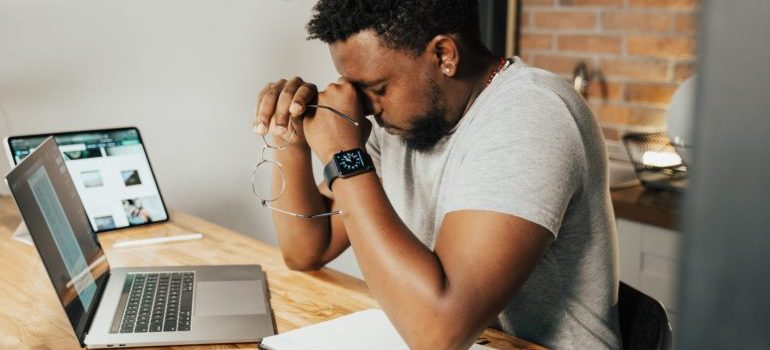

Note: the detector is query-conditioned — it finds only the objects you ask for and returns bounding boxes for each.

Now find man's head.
[306,0,490,151]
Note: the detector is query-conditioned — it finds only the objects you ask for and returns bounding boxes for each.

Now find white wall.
[0,0,363,278]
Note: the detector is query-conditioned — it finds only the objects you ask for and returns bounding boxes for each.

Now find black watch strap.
[323,149,374,191]
[322,160,339,190]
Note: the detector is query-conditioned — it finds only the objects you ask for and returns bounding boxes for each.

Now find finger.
[268,112,298,140]
[321,83,340,98]
[256,80,286,133]
[336,78,356,93]
[256,79,287,134]
[273,77,304,135]
[253,84,272,133]
[290,83,318,117]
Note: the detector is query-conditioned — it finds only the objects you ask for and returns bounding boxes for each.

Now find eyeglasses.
[252,104,360,218]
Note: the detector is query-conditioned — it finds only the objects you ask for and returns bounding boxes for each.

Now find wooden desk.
[0,196,545,350]
[611,185,681,231]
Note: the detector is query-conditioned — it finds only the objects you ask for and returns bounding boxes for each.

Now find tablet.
[5,127,169,232]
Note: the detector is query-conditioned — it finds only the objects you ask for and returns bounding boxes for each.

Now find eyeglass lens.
[252,104,357,218]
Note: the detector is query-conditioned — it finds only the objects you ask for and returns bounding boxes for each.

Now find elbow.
[409,334,475,350]
[282,254,324,271]
[404,321,480,350]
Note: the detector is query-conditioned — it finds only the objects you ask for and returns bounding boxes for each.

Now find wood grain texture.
[0,196,546,350]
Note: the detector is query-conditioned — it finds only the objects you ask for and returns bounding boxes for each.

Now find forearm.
[271,143,334,269]
[332,173,481,349]
[292,77,548,350]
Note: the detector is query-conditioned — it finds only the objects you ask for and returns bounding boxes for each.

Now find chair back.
[618,281,673,350]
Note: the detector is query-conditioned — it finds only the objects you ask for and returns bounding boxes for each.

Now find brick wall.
[517,0,699,151]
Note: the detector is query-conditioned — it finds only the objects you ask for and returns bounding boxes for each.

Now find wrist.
[318,142,366,164]
[287,141,311,152]
[271,125,309,147]
[333,169,378,188]
[286,137,310,150]
[274,142,312,163]
[323,148,375,191]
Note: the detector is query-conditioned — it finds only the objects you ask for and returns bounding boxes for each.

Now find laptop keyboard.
[116,272,194,333]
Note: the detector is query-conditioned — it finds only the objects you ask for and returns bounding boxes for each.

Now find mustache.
[372,113,401,130]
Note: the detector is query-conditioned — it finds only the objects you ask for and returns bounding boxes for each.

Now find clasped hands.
[253,77,372,163]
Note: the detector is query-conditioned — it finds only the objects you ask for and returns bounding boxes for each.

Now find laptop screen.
[6,127,169,232]
[6,137,110,343]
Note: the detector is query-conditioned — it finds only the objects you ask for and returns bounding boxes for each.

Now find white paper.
[260,309,495,350]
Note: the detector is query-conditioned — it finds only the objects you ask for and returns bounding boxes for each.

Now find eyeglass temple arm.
[261,200,342,219]
[306,104,360,126]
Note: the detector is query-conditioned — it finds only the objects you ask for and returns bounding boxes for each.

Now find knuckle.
[285,77,302,91]
[280,87,296,98]
[258,110,274,121]
[264,89,279,99]
[295,86,315,99]
[275,110,290,121]
[267,80,287,90]
[275,117,289,126]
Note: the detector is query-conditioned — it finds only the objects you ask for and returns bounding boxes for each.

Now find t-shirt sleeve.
[443,87,584,238]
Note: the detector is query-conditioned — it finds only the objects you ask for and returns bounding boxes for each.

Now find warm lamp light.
[641,151,682,168]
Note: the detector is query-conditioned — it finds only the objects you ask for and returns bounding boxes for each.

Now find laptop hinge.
[79,271,112,346]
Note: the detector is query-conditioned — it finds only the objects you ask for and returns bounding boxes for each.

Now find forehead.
[329,31,420,86]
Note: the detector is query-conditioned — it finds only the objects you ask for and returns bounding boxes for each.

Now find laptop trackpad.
[195,281,266,316]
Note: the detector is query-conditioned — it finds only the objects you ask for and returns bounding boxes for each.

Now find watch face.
[334,149,367,176]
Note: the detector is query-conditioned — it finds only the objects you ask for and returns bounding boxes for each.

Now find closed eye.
[372,85,387,97]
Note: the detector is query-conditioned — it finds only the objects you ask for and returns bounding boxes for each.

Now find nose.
[360,94,383,117]
[370,99,383,117]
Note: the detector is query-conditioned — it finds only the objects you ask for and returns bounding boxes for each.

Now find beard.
[400,79,454,151]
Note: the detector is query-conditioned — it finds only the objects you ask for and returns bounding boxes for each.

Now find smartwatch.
[323,148,375,190]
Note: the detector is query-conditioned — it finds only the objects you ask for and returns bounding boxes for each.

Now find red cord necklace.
[484,57,509,87]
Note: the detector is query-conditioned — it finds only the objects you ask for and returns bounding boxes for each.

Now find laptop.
[6,137,275,348]
[5,127,170,233]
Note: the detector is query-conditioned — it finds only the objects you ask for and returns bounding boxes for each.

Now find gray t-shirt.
[365,57,621,349]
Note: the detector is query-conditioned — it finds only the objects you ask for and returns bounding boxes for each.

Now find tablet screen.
[7,128,169,232]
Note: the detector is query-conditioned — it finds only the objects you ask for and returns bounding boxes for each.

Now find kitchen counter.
[611,185,682,231]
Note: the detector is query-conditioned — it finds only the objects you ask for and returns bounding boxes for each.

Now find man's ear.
[426,35,460,77]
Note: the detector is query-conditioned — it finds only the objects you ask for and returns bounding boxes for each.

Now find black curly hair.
[306,0,485,55]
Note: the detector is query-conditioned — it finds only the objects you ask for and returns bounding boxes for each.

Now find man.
[252,1,621,349]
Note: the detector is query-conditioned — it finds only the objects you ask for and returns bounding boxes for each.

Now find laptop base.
[85,265,274,348]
